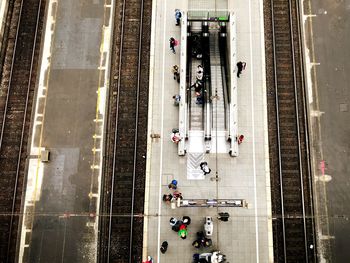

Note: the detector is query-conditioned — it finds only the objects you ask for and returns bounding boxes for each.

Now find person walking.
[175,9,182,25]
[160,241,168,254]
[237,61,247,78]
[169,37,177,53]
[200,161,211,175]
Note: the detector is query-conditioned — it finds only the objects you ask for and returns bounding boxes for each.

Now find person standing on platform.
[171,218,183,232]
[218,212,230,222]
[143,256,153,263]
[237,61,247,78]
[172,94,181,106]
[237,134,244,145]
[162,193,173,204]
[160,241,168,254]
[200,161,211,175]
[172,190,182,200]
[170,217,178,227]
[172,65,180,82]
[175,9,182,26]
[178,223,188,239]
[196,95,203,105]
[168,179,178,190]
[171,128,181,143]
[183,216,191,225]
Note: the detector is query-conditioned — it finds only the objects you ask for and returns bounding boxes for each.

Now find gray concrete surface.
[143,0,273,262]
[304,0,350,262]
[17,0,109,262]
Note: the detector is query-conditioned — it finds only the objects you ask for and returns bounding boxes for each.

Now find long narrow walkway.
[143,0,273,262]
[304,0,350,261]
[17,0,113,262]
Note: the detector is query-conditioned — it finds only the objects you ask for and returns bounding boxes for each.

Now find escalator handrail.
[219,35,229,130]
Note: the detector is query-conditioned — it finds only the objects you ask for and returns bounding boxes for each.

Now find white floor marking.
[157,1,167,262]
[248,0,260,261]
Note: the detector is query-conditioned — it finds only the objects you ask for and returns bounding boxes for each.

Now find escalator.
[186,22,209,179]
[209,24,230,153]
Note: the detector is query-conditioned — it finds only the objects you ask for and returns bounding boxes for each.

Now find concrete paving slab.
[303,0,350,261]
[17,0,113,262]
[144,0,273,262]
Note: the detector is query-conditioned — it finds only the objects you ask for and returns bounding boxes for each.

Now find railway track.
[0,0,45,261]
[98,0,152,262]
[264,0,316,262]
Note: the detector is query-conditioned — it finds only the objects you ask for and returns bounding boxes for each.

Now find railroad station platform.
[17,0,112,262]
[302,0,350,261]
[143,0,273,262]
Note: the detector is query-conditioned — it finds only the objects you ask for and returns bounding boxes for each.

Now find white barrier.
[178,12,187,156]
[228,12,238,157]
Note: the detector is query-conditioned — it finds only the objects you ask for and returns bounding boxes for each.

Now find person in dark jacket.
[183,216,191,225]
[163,193,173,204]
[169,37,176,53]
[175,9,182,25]
[237,61,246,78]
[160,241,168,254]
[200,161,211,175]
[218,212,230,222]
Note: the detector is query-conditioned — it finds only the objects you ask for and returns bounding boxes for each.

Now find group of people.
[163,179,183,208]
[169,10,182,53]
[170,216,191,239]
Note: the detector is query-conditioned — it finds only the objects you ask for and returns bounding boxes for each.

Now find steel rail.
[295,0,317,258]
[106,0,127,259]
[0,0,25,152]
[129,0,144,261]
[287,0,309,260]
[271,0,309,261]
[106,0,144,262]
[5,0,43,261]
[270,0,287,260]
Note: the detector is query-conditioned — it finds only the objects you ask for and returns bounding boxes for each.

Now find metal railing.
[187,11,229,21]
